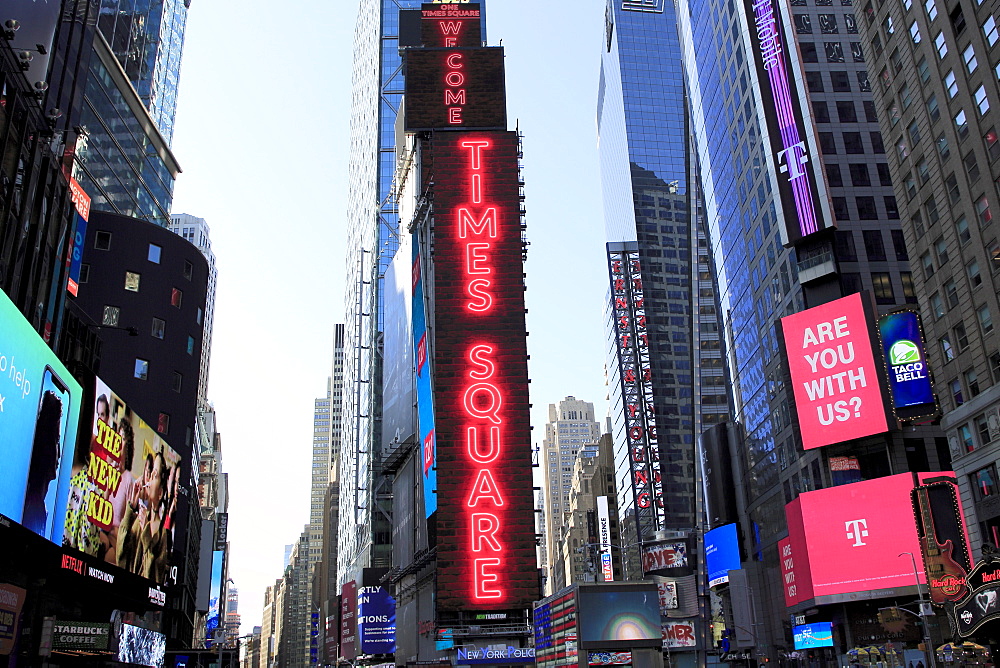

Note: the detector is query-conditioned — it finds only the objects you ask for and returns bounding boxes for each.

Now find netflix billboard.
[428,130,537,611]
[780,292,893,450]
[781,473,947,607]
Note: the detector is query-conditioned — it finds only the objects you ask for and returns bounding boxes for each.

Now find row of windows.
[805,68,872,92]
[830,194,899,219]
[93,231,194,279]
[840,271,917,303]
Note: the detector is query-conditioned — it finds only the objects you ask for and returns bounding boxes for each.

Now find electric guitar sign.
[912,482,970,604]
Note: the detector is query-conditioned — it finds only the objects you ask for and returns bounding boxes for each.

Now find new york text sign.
[781,293,891,450]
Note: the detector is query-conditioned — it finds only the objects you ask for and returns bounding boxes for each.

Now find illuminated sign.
[577,585,662,649]
[357,586,395,654]
[780,292,892,450]
[597,496,614,581]
[52,622,110,650]
[413,238,438,519]
[66,177,91,297]
[878,311,937,417]
[420,2,481,47]
[340,582,357,660]
[457,646,534,664]
[0,289,82,543]
[430,131,536,611]
[404,48,506,131]
[118,624,165,668]
[783,473,948,606]
[0,584,26,655]
[642,541,687,573]
[705,523,740,587]
[607,245,666,545]
[912,480,971,604]
[744,0,830,242]
[662,621,697,649]
[792,622,833,649]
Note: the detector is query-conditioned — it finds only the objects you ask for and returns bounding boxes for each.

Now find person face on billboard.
[96,394,110,426]
[22,390,65,534]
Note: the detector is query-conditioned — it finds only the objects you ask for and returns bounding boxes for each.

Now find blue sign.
[705,523,740,587]
[412,238,438,518]
[0,289,82,542]
[879,311,936,409]
[792,622,833,649]
[457,646,534,664]
[357,586,395,655]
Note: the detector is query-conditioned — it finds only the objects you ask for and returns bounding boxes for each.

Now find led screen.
[420,3,482,47]
[429,131,537,611]
[62,378,181,585]
[793,622,833,649]
[205,550,224,646]
[118,623,165,667]
[705,523,740,587]
[404,48,506,131]
[0,289,82,543]
[780,292,891,450]
[578,589,661,648]
[878,311,936,414]
[357,586,396,654]
[782,472,946,606]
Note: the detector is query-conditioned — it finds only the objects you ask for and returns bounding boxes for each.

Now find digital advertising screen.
[878,310,937,417]
[412,236,438,520]
[0,584,26,655]
[62,378,182,585]
[357,586,396,654]
[780,292,892,450]
[205,550,224,646]
[577,587,662,649]
[404,48,507,131]
[118,623,165,667]
[66,178,91,297]
[420,2,482,47]
[705,523,740,587]
[792,622,833,649]
[782,472,945,606]
[0,289,83,543]
[429,131,537,611]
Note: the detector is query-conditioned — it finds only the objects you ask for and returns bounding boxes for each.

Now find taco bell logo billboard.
[878,311,936,412]
[780,293,891,450]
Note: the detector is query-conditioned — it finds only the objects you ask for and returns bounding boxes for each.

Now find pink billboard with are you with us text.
[780,292,893,450]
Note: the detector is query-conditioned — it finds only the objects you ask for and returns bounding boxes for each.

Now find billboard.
[742,0,832,243]
[792,622,833,649]
[383,239,416,454]
[705,523,740,587]
[420,2,482,47]
[641,541,687,573]
[118,624,165,668]
[413,236,438,519]
[404,48,507,131]
[0,289,83,542]
[577,586,662,649]
[52,621,110,650]
[205,550,224,646]
[780,292,892,450]
[339,582,357,660]
[0,584,26,655]
[66,178,91,297]
[62,378,182,585]
[782,473,947,607]
[661,621,697,649]
[429,131,537,611]
[357,586,395,655]
[597,496,614,581]
[878,311,937,418]
[912,480,972,604]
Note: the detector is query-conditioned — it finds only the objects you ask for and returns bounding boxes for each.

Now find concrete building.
[259,579,284,668]
[540,397,603,593]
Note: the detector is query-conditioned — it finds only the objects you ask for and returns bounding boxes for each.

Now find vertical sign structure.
[608,247,665,544]
[430,130,536,611]
[912,480,972,604]
[780,292,892,450]
[66,178,91,297]
[744,0,830,243]
[878,311,938,419]
[413,237,438,519]
[597,496,614,581]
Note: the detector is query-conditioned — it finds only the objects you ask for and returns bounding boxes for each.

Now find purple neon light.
[756,0,821,237]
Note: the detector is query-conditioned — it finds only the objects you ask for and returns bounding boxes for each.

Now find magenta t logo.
[845,519,869,546]
[777,141,810,181]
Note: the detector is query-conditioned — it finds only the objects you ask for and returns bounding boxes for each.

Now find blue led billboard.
[357,586,395,654]
[878,311,936,413]
[705,523,740,587]
[0,289,82,542]
[792,622,833,649]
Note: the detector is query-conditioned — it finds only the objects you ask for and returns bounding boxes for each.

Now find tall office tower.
[170,213,218,406]
[675,0,951,654]
[96,0,189,144]
[281,528,313,668]
[540,397,603,593]
[310,383,332,573]
[330,324,346,468]
[225,586,241,645]
[855,0,1000,554]
[338,0,428,590]
[259,579,284,668]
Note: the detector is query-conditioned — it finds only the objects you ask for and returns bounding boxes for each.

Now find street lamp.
[898,552,936,668]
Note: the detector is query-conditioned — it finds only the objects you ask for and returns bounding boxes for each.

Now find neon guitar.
[914,484,968,603]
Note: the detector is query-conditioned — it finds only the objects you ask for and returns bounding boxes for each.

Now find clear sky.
[168,0,610,632]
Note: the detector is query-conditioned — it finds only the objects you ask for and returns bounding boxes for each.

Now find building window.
[872,272,895,303]
[148,244,162,264]
[171,288,183,308]
[806,71,825,92]
[984,15,999,46]
[927,93,941,121]
[850,163,871,186]
[183,260,193,281]
[937,132,951,159]
[922,251,935,278]
[974,465,998,498]
[977,195,993,225]
[870,131,885,152]
[955,321,969,351]
[857,196,878,219]
[910,20,922,42]
[946,278,960,308]
[946,173,961,202]
[827,162,843,185]
[917,56,931,82]
[831,70,851,91]
[968,259,983,287]
[838,101,858,122]
[901,271,917,302]
[845,132,865,152]
[979,305,994,333]
[814,100,831,122]
[187,335,195,355]
[796,14,812,33]
[151,317,165,339]
[957,216,971,243]
[863,230,886,258]
[95,231,111,250]
[952,379,966,406]
[936,237,950,265]
[102,305,120,327]
[976,415,993,447]
[79,264,89,284]
[945,70,958,97]
[941,334,956,361]
[975,85,991,115]
[960,423,975,449]
[889,102,902,126]
[932,292,945,318]
[986,128,1000,160]
[885,195,900,218]
[964,44,979,72]
[157,413,170,434]
[124,271,141,292]
[134,358,149,381]
[802,42,819,62]
[934,31,948,58]
[955,109,969,139]
[924,0,937,19]
[927,196,940,223]
[905,171,917,198]
[992,352,1000,381]
[878,162,892,185]
[172,372,183,393]
[197,307,204,325]
[966,369,981,397]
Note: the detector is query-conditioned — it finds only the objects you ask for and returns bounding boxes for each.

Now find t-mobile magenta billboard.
[781,473,946,607]
[780,292,892,450]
